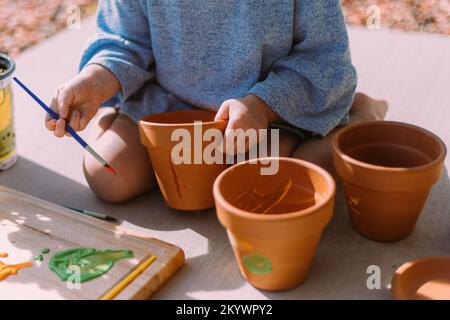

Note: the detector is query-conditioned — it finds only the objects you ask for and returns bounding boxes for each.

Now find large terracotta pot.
[213,157,335,291]
[333,121,446,241]
[139,110,227,210]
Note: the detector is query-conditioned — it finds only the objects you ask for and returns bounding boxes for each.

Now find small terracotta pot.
[213,157,335,291]
[139,110,227,210]
[391,257,450,300]
[333,121,446,241]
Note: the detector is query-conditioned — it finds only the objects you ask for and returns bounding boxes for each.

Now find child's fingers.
[50,119,57,131]
[78,109,92,132]
[45,117,56,131]
[45,97,58,131]
[56,86,73,119]
[64,110,80,137]
[224,117,254,155]
[45,119,57,132]
[215,101,230,121]
[54,119,66,138]
[218,127,232,155]
[223,120,241,155]
[216,101,233,152]
[226,130,238,156]
[68,111,81,131]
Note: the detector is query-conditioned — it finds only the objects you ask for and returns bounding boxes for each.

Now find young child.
[45,0,387,203]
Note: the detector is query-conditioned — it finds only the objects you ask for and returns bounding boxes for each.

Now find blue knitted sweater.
[81,0,356,136]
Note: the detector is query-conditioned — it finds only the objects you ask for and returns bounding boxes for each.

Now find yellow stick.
[100,255,157,300]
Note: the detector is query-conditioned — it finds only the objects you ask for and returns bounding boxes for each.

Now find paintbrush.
[13,77,116,174]
[63,205,116,221]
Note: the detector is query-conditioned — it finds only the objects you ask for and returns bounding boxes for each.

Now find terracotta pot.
[391,257,450,300]
[213,157,335,291]
[333,121,446,241]
[139,110,228,210]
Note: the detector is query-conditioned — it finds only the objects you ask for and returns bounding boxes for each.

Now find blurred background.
[1,0,449,57]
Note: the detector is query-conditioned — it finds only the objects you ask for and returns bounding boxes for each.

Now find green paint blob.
[243,255,272,275]
[48,248,134,283]
[35,254,44,262]
[41,248,50,254]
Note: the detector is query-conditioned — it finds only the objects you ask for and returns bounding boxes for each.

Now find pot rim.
[391,256,450,300]
[0,53,15,81]
[139,109,227,128]
[333,120,447,173]
[213,157,336,221]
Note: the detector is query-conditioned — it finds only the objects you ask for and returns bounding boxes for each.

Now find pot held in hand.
[139,110,228,211]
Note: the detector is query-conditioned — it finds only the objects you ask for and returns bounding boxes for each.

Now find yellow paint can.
[0,54,17,170]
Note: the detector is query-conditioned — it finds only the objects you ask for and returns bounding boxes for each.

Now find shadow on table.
[0,157,249,298]
[263,165,450,300]
[0,156,223,236]
[0,156,94,206]
[157,165,450,300]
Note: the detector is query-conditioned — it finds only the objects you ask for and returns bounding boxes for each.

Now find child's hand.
[45,64,120,137]
[215,94,278,154]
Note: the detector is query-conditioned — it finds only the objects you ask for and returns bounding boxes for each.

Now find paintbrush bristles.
[84,146,116,175]
[104,164,116,175]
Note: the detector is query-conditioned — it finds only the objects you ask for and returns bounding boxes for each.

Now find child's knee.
[350,93,389,123]
[83,155,135,203]
[291,133,336,177]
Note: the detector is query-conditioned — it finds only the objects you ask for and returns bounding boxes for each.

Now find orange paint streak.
[168,155,182,198]
[104,164,116,175]
[231,179,294,214]
[0,252,32,281]
[260,179,292,214]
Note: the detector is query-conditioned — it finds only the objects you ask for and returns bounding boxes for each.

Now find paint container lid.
[0,53,15,80]
[391,256,450,300]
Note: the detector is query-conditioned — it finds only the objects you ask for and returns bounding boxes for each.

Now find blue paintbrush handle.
[13,77,88,148]
[13,77,59,118]
[64,125,88,148]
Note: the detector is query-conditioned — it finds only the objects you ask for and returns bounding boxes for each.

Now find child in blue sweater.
[46,0,387,202]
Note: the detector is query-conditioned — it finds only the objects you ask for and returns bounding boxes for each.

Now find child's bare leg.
[244,129,300,161]
[271,130,300,157]
[83,112,156,203]
[292,93,388,175]
[86,107,118,142]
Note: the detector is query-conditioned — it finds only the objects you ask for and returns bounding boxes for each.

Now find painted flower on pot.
[242,255,272,275]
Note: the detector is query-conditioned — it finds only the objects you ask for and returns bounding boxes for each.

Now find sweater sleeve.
[248,0,357,136]
[79,0,153,101]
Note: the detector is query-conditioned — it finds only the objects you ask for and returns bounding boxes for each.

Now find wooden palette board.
[0,185,184,300]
